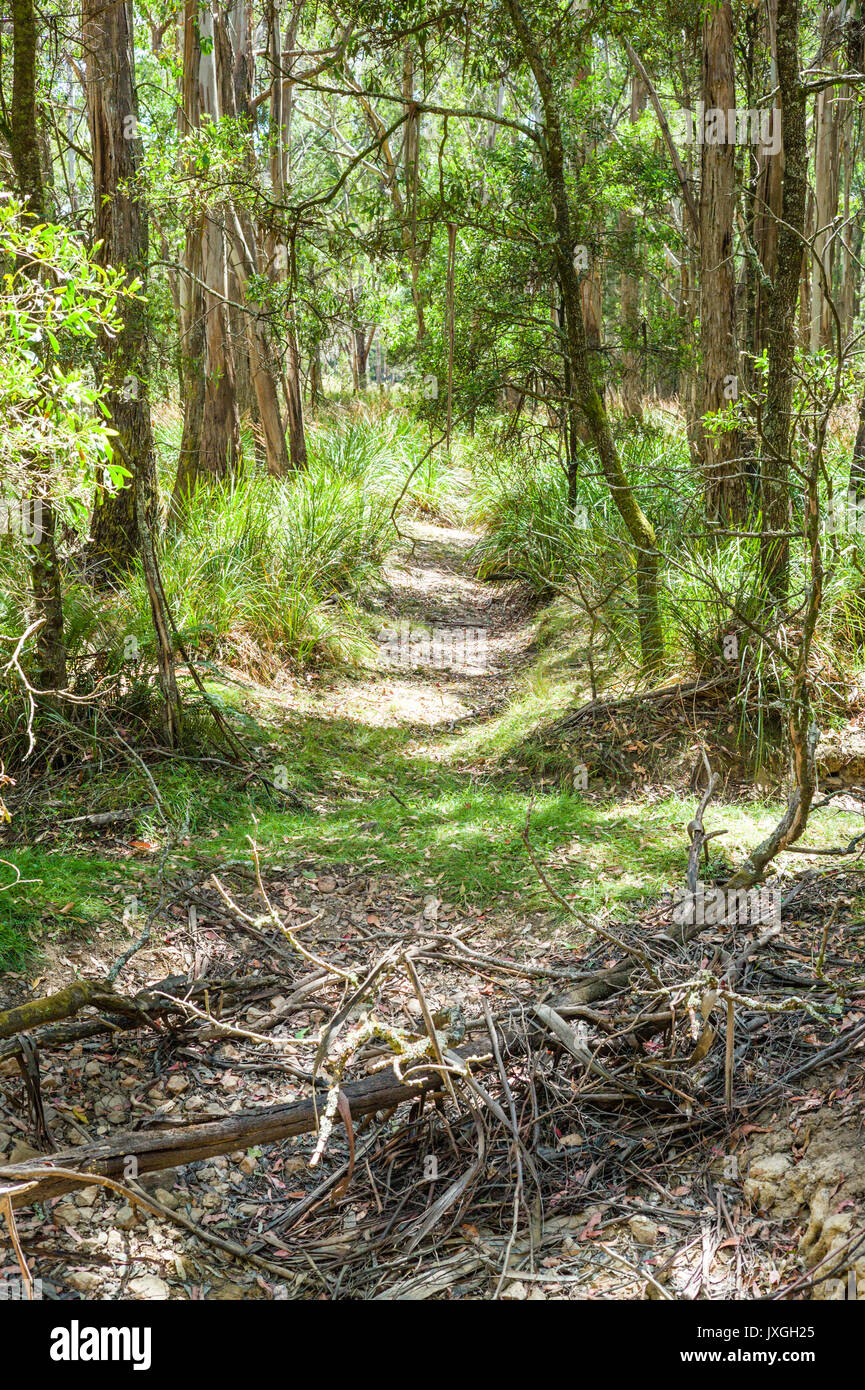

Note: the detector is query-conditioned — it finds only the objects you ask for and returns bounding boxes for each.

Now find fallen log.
[0,980,152,1041]
[551,673,736,734]
[0,972,283,1063]
[0,985,683,1209]
[0,1037,496,1206]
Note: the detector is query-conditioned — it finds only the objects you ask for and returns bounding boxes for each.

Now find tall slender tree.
[9,0,67,695]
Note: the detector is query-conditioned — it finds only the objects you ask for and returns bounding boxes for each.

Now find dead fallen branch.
[0,1037,497,1207]
[0,972,282,1062]
[0,980,150,1041]
[550,674,736,734]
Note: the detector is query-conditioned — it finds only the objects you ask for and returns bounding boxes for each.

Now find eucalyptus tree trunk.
[507,0,664,671]
[810,2,846,353]
[698,0,746,524]
[174,1,207,504]
[82,0,182,741]
[224,0,291,475]
[173,0,240,506]
[84,0,156,570]
[266,0,307,468]
[741,0,781,383]
[760,0,806,606]
[10,0,67,694]
[197,3,240,480]
[619,74,646,421]
[343,51,426,340]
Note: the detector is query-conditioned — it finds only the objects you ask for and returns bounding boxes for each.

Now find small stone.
[139,1167,179,1191]
[84,1060,102,1078]
[68,1270,102,1293]
[502,1281,527,1300]
[629,1215,659,1246]
[75,1186,99,1207]
[114,1204,138,1230]
[54,1202,83,1226]
[316,877,337,893]
[238,1153,258,1175]
[210,1280,247,1300]
[152,1188,179,1210]
[166,1075,188,1095]
[8,1140,41,1164]
[128,1275,170,1300]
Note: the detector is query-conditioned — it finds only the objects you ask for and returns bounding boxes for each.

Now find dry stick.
[0,972,277,1063]
[599,1240,674,1301]
[402,953,459,1108]
[622,40,699,237]
[150,992,313,1081]
[483,1002,529,1299]
[0,1192,33,1299]
[445,221,456,449]
[264,1129,385,1239]
[724,997,735,1112]
[534,1002,644,1097]
[127,1182,303,1284]
[2,988,632,1211]
[0,979,151,1042]
[211,866,353,985]
[6,1157,299,1286]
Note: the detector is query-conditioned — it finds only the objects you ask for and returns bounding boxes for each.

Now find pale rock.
[54,1202,82,1226]
[629,1214,659,1246]
[502,1281,527,1300]
[8,1140,41,1164]
[128,1275,170,1300]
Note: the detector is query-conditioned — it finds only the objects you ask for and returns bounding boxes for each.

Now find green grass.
[3,669,842,977]
[0,850,143,972]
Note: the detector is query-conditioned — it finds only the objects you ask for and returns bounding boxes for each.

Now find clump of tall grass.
[467,410,865,757]
[0,411,441,757]
[136,440,396,669]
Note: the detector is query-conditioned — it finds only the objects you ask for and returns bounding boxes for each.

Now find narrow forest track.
[290,516,538,736]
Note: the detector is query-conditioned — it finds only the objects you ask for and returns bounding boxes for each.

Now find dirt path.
[294,517,535,733]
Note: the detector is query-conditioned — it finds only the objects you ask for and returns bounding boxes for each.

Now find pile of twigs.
[1,818,864,1297]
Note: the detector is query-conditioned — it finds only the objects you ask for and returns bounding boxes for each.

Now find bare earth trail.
[291,516,537,737]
